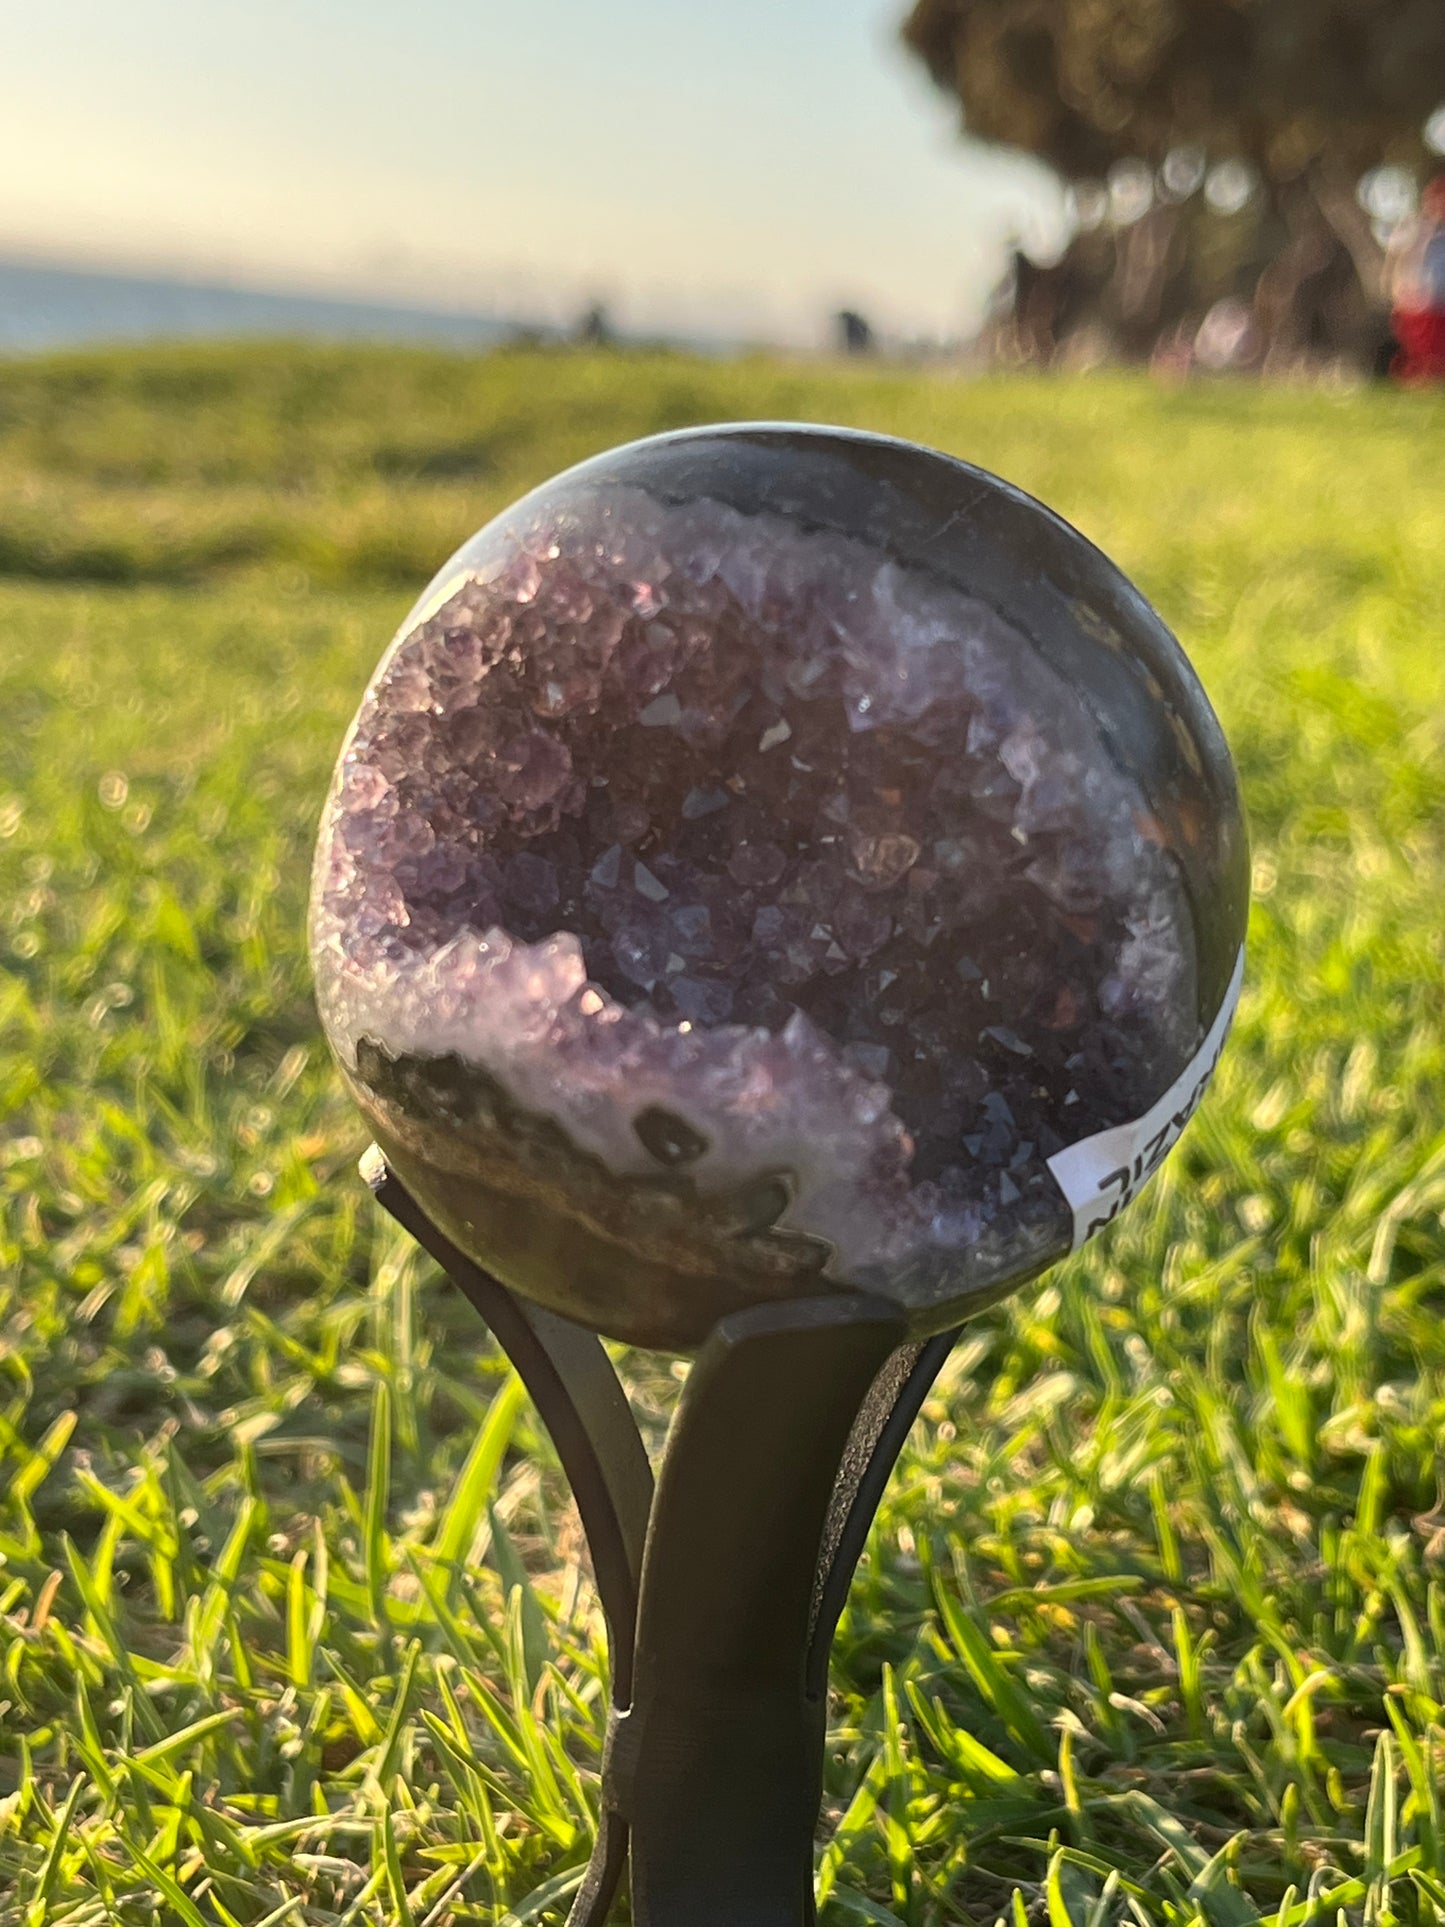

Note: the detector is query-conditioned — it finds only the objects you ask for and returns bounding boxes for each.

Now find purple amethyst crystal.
[311,426,1248,1348]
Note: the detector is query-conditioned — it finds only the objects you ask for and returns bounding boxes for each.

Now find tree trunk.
[997,169,1389,373]
[1251,170,1387,371]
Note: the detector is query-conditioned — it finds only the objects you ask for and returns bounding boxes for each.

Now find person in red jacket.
[1390,176,1445,383]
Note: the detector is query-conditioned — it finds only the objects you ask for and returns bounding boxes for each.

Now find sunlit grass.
[1,345,1443,1924]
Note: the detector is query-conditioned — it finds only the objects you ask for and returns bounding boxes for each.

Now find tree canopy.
[901,0,1445,186]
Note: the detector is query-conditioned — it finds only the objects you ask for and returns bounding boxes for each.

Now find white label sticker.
[1047,947,1245,1251]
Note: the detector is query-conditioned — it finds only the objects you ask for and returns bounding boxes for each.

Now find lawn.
[1,342,1443,1926]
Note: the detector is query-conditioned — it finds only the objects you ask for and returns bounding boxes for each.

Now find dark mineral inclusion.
[311,425,1248,1348]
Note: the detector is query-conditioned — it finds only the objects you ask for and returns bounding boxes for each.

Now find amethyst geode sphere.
[311,426,1247,1348]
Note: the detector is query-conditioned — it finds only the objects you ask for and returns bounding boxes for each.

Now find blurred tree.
[902,0,1445,368]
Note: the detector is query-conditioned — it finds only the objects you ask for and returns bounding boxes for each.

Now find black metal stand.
[365,1149,961,1927]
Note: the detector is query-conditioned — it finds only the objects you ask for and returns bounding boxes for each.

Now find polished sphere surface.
[311,425,1248,1347]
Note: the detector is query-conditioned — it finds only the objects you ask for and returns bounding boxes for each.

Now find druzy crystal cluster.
[312,426,1248,1346]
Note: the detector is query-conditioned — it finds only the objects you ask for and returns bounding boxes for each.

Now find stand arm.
[364,1150,653,1699]
[806,1328,961,1699]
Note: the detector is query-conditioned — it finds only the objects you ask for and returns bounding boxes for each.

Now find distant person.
[576,302,614,347]
[834,309,875,356]
[1389,177,1445,383]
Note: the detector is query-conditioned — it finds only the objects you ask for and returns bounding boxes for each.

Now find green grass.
[1,342,1444,1925]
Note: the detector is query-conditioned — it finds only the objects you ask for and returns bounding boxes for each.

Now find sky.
[2,0,1063,345]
